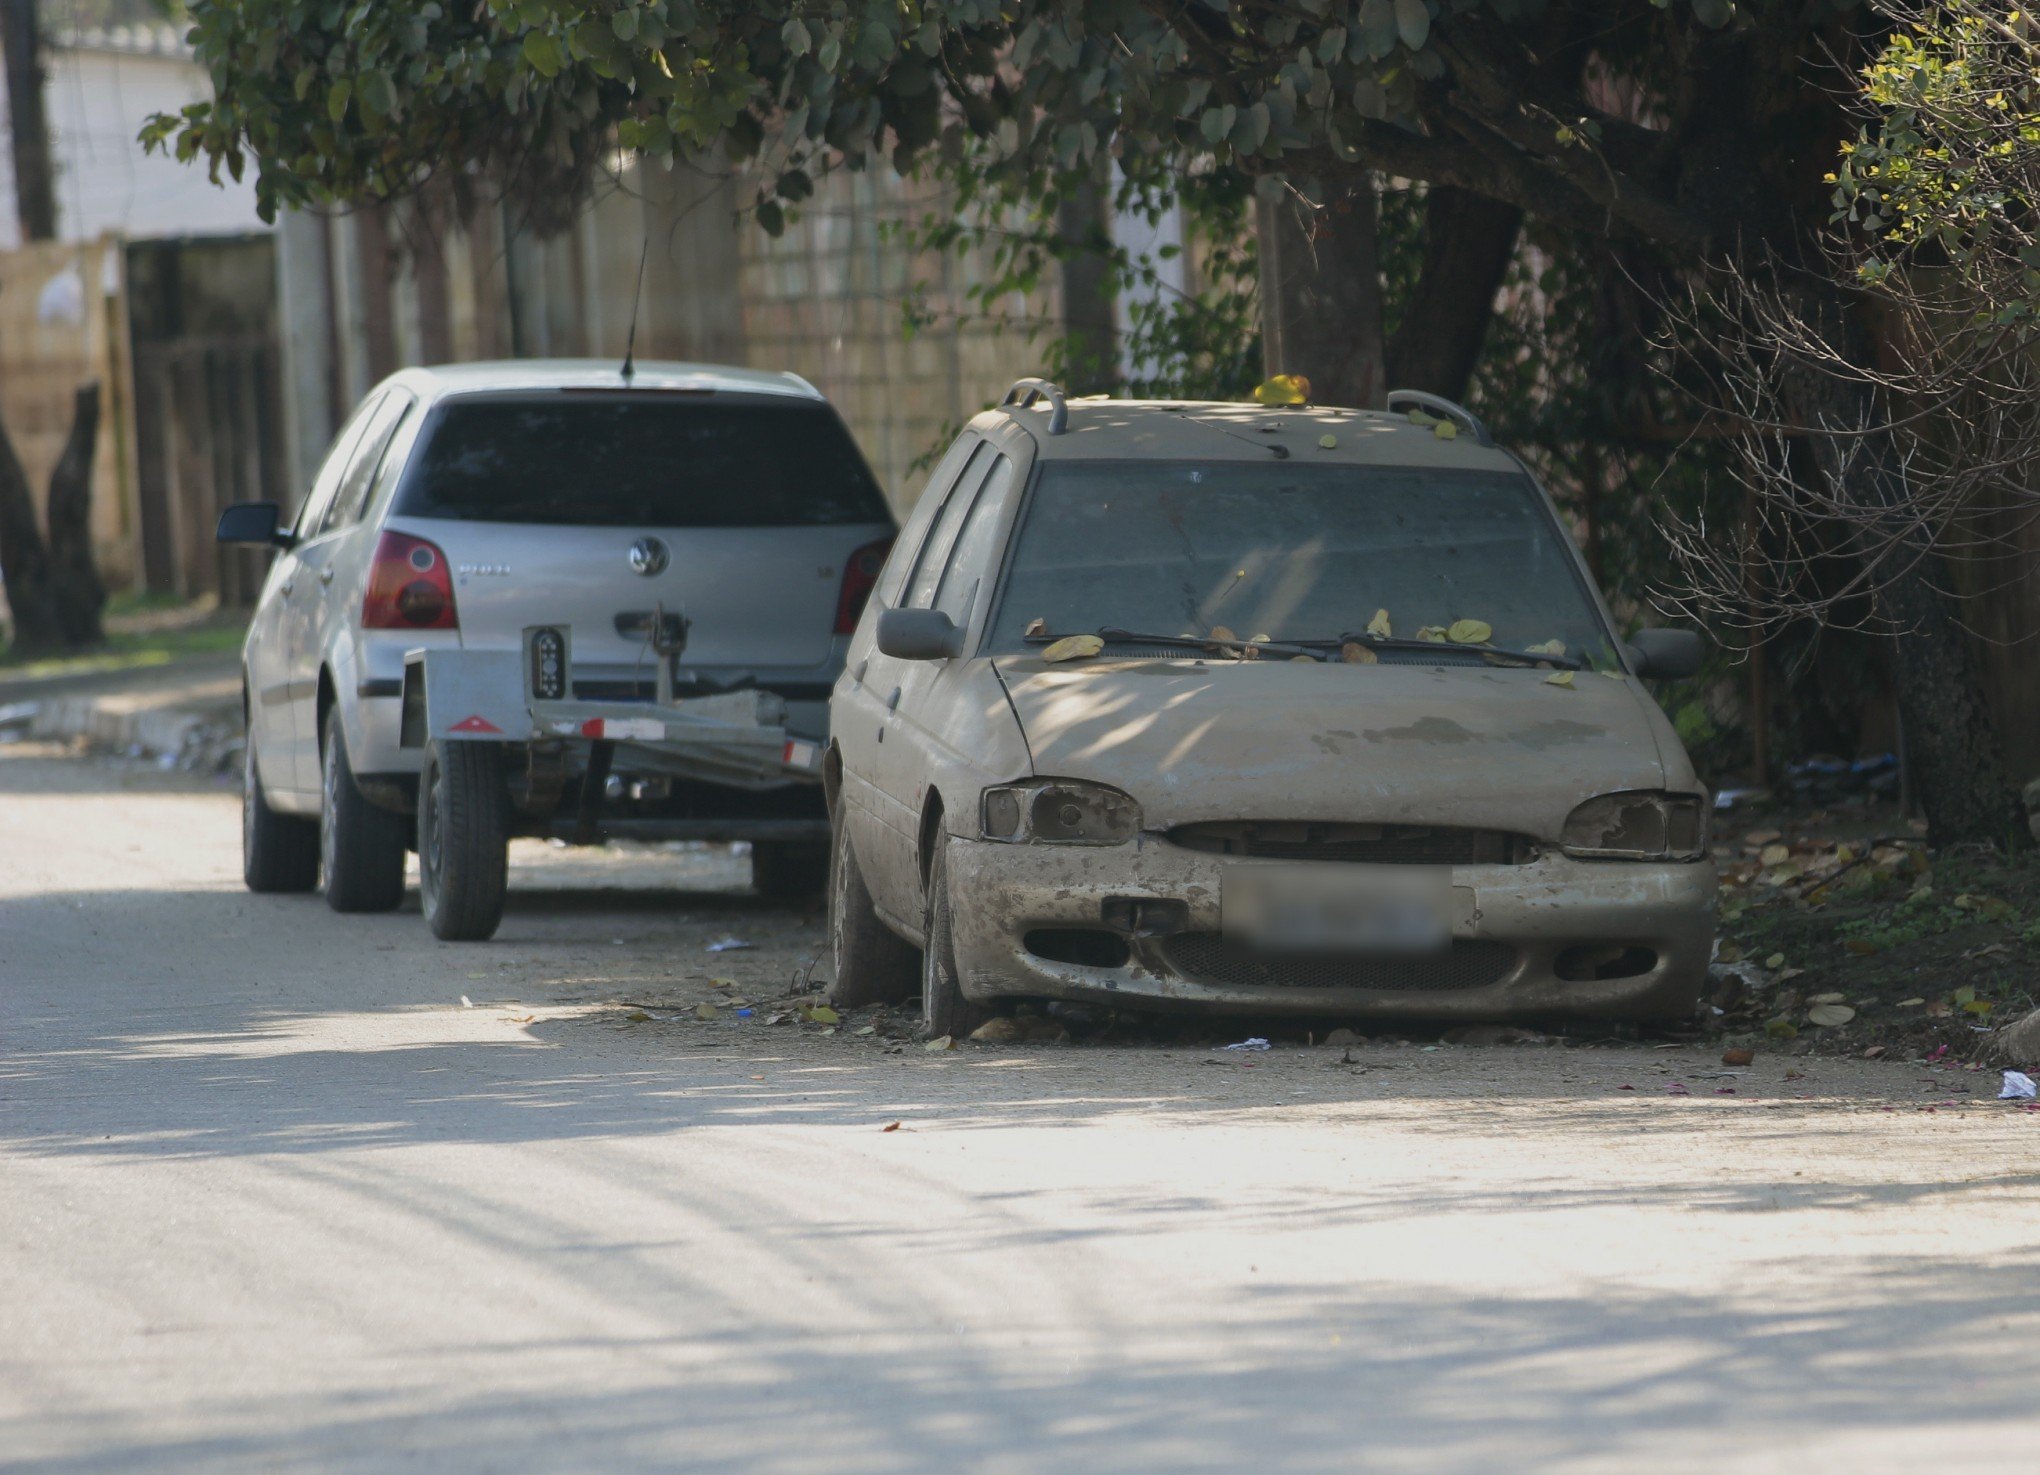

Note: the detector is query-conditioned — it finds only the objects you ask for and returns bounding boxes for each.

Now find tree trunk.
[0,411,61,653]
[1777,290,2025,849]
[1056,168,1117,395]
[1256,178,1386,409]
[0,0,57,242]
[45,381,103,647]
[1384,187,1523,401]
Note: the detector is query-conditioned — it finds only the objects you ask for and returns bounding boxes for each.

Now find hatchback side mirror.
[216,501,291,549]
[1625,628,1704,680]
[876,607,962,661]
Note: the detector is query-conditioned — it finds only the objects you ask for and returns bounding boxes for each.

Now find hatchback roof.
[978,387,1523,473]
[377,359,824,405]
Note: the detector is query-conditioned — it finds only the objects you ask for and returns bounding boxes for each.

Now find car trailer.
[399,620,826,941]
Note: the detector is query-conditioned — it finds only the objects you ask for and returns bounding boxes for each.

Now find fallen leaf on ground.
[692,1003,717,1020]
[1843,939,1878,956]
[1760,844,1792,867]
[1745,829,1782,846]
[882,1121,902,1132]
[1808,991,1846,1005]
[1896,996,1926,1008]
[924,1035,956,1052]
[1808,1003,1856,1027]
[1722,1047,1756,1066]
[460,996,474,1009]
[1765,952,1786,968]
[624,1009,652,1022]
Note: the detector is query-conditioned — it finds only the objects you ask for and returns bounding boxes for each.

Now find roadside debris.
[1999,1071,2038,1101]
[705,937,754,953]
[1222,1037,1272,1052]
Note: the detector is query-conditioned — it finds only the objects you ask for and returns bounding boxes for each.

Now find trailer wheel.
[752,840,828,901]
[418,738,508,942]
[824,803,916,1008]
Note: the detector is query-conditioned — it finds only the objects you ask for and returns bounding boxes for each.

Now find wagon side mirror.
[216,501,292,549]
[1625,628,1704,680]
[876,607,962,661]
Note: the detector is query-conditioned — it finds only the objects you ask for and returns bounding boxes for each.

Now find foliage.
[151,0,1869,266]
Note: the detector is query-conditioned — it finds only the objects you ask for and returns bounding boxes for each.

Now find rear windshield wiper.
[1023,628,1326,661]
[1290,633,1585,670]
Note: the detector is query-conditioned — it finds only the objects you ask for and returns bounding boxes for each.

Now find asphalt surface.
[4,742,2039,1472]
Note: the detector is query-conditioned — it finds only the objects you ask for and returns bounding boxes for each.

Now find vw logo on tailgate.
[628,536,669,577]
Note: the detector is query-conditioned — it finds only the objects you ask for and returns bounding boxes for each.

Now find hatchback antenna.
[620,239,648,384]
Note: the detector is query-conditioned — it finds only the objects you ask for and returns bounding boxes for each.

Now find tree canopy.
[153,0,1873,259]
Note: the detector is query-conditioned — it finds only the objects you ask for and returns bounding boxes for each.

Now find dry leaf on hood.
[1341,642,1378,665]
[1041,634,1104,663]
[1544,670,1575,688]
[1367,609,1392,638]
[1447,619,1493,644]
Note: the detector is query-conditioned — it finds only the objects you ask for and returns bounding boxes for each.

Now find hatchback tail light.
[834,537,892,634]
[362,530,458,630]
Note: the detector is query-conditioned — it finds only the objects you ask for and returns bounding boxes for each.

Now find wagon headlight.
[981,779,1141,846]
[1561,791,1707,860]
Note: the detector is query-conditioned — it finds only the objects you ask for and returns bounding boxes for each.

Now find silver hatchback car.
[824,382,1713,1036]
[218,360,893,918]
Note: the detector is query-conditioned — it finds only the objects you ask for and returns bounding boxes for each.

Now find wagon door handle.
[852,659,868,685]
[886,686,901,711]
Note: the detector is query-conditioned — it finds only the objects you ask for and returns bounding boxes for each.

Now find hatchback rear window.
[392,394,890,527]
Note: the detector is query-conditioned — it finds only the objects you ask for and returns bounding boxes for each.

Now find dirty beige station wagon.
[824,380,1714,1037]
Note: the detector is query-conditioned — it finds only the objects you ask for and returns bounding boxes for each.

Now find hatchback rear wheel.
[321,706,407,912]
[418,738,508,941]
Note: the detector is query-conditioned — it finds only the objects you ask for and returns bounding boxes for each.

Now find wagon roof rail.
[1001,377,1069,435]
[1385,388,1492,446]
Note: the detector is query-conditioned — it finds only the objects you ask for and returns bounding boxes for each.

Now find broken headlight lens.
[1561,791,1707,860]
[981,779,1141,846]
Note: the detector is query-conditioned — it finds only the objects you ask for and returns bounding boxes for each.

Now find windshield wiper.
[1024,628,1326,661]
[1290,633,1586,670]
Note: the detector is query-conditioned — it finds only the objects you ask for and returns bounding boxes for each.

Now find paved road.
[5,744,2039,1472]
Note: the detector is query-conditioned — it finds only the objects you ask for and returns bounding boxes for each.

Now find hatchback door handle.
[852,659,868,684]
[886,686,901,711]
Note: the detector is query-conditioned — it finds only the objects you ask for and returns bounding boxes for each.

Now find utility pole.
[0,0,58,241]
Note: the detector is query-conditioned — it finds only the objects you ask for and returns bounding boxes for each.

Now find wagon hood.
[992,657,1678,837]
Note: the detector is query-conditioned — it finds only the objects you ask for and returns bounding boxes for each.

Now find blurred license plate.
[1222,865,1450,954]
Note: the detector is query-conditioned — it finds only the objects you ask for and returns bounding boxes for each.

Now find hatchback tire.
[753,840,828,901]
[419,738,509,942]
[921,839,993,1040]
[243,735,318,893]
[824,805,916,1008]
[321,707,407,913]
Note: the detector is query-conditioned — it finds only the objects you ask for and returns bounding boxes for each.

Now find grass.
[0,608,245,680]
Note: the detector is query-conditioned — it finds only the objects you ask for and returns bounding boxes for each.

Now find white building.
[0,24,267,247]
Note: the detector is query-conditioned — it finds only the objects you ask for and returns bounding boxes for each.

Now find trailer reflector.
[449,714,503,734]
[782,739,820,771]
[577,717,667,741]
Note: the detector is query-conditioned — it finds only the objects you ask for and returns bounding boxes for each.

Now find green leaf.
[781,15,809,55]
[520,29,562,78]
[1691,0,1733,27]
[756,198,785,236]
[612,7,638,41]
[357,68,395,120]
[1394,0,1431,50]
[326,78,351,123]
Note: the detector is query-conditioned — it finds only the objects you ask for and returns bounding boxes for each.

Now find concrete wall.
[273,160,1066,518]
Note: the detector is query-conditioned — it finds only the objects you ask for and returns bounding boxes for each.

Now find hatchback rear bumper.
[942,835,1714,1023]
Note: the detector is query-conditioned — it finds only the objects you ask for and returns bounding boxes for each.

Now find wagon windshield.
[986,461,1616,664]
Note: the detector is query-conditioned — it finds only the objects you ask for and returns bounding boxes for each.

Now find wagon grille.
[1167,821,1535,866]
[1161,934,1516,992]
